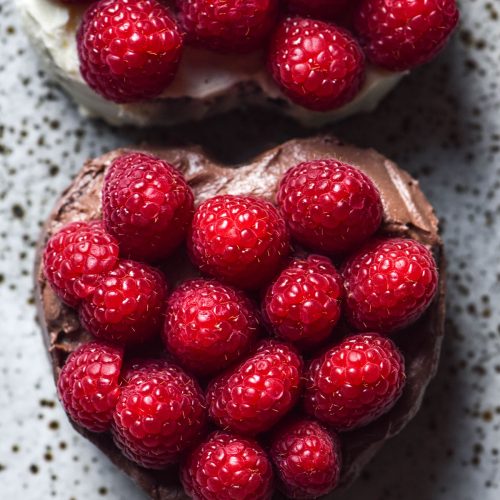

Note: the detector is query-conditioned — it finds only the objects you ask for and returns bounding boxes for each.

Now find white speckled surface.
[1,0,499,499]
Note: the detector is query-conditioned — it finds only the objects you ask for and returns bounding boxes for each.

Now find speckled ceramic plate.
[2,0,500,499]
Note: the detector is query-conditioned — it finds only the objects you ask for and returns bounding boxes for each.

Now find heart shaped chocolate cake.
[35,136,445,499]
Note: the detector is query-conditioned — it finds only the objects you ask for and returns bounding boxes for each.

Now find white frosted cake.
[20,0,404,127]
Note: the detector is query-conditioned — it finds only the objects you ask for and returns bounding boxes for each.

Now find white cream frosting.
[19,0,406,127]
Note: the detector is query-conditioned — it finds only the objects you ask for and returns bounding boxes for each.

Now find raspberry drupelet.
[120,358,174,385]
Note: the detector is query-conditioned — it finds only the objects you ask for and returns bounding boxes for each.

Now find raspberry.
[285,0,353,21]
[57,341,123,432]
[79,260,167,345]
[181,431,274,500]
[268,17,365,111]
[177,0,279,54]
[207,340,303,435]
[342,238,438,332]
[102,152,194,262]
[263,255,343,348]
[354,0,459,71]
[270,418,342,498]
[43,221,119,307]
[277,160,383,254]
[112,359,206,469]
[189,195,290,290]
[304,333,406,430]
[163,279,261,376]
[77,0,183,103]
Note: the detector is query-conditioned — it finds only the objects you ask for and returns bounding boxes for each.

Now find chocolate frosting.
[34,136,445,499]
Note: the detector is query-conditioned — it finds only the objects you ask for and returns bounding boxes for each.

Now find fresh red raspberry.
[189,195,290,290]
[163,279,261,376]
[177,0,279,54]
[112,359,206,469]
[57,341,123,432]
[270,418,342,498]
[268,17,365,111]
[77,0,183,103]
[79,260,167,345]
[102,152,194,263]
[277,160,383,255]
[304,333,406,430]
[354,0,459,71]
[285,0,353,21]
[342,237,439,332]
[207,340,303,435]
[43,221,119,307]
[181,431,274,500]
[263,255,343,349]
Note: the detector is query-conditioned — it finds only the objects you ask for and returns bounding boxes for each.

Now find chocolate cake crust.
[34,136,445,499]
